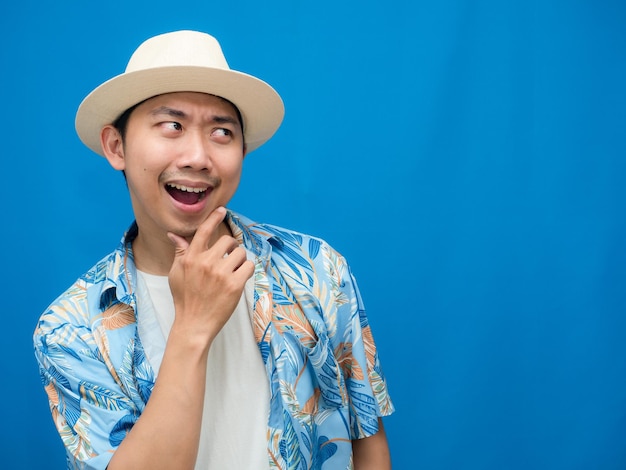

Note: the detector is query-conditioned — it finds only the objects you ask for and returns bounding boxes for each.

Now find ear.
[100,125,126,170]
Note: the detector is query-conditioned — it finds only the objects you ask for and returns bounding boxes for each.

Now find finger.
[221,251,255,283]
[213,235,241,259]
[221,245,248,269]
[167,232,190,257]
[224,249,255,285]
[232,259,255,283]
[187,206,227,255]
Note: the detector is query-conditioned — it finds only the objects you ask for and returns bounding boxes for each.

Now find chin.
[169,222,200,240]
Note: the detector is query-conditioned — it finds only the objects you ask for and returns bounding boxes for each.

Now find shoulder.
[233,211,338,259]
[36,247,129,334]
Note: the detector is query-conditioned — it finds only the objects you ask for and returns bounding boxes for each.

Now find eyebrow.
[149,106,240,126]
[150,106,187,119]
[212,115,240,126]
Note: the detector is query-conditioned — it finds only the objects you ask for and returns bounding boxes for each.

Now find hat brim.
[75,66,284,156]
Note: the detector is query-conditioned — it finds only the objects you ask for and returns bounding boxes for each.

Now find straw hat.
[75,30,284,156]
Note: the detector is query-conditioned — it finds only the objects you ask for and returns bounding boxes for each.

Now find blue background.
[3,1,625,468]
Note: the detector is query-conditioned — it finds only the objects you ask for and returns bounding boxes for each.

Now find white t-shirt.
[136,260,270,470]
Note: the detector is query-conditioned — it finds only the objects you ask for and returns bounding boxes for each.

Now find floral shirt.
[34,211,394,469]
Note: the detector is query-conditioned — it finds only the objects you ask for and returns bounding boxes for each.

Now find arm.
[108,207,254,469]
[331,256,393,469]
[352,418,392,470]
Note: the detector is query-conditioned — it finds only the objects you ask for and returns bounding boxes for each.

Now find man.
[34,30,394,469]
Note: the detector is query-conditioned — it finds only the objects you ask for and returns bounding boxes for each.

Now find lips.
[166,183,208,205]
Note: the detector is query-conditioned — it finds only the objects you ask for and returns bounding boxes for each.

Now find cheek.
[219,160,243,195]
[123,159,162,196]
[123,142,167,176]
[221,156,244,178]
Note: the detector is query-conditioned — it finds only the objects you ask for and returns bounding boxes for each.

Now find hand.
[166,207,255,343]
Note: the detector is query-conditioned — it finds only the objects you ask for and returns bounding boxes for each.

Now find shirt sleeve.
[320,244,395,438]
[33,301,144,470]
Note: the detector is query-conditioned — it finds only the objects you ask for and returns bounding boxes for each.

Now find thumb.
[167,232,190,257]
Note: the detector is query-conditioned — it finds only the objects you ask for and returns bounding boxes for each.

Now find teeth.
[167,183,207,193]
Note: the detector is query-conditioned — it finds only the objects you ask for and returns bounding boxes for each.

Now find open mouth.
[166,183,208,205]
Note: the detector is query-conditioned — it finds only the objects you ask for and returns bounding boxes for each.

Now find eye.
[161,121,183,132]
[212,128,232,137]
[211,127,233,142]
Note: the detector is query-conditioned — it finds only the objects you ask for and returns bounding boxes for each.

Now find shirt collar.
[98,224,137,310]
[226,209,281,260]
[100,211,282,309]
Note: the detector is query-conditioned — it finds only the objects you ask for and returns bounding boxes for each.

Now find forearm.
[107,328,211,470]
[352,418,392,470]
[107,212,252,468]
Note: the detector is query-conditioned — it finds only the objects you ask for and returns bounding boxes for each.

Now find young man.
[34,30,394,469]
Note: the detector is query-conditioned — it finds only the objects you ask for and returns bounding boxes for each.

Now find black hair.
[112,101,142,140]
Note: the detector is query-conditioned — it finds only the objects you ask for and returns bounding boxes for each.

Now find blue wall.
[3,1,625,468]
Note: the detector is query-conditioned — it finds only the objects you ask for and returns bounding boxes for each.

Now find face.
[102,92,246,244]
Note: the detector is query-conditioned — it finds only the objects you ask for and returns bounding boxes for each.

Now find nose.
[177,131,213,171]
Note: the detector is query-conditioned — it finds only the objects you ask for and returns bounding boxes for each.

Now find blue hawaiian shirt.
[34,210,394,469]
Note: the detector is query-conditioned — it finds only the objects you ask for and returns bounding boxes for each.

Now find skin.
[99,92,391,469]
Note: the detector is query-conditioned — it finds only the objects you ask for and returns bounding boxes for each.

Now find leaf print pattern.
[272,303,317,348]
[79,382,128,410]
[33,211,394,469]
[335,342,365,382]
[110,412,139,447]
[100,303,135,330]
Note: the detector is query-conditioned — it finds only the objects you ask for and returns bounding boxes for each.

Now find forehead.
[134,92,241,120]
